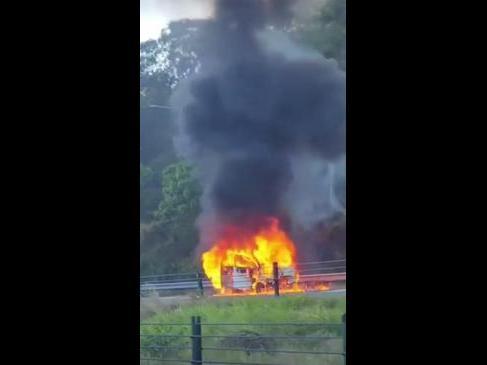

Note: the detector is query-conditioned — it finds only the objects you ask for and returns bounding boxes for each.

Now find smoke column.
[172,0,346,256]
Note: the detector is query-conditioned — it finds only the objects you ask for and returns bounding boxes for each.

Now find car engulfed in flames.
[201,217,305,296]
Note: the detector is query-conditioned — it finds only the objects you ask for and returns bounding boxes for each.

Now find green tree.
[156,162,201,224]
[140,19,206,90]
[139,21,207,273]
[140,164,162,222]
[140,43,176,168]
[293,0,346,70]
[140,161,202,275]
[140,20,206,170]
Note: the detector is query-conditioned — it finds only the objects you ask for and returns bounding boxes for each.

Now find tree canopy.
[293,0,346,69]
[141,161,202,274]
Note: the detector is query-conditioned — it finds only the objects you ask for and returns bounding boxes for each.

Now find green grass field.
[141,294,346,365]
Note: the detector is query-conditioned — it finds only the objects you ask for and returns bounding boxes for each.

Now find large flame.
[202,217,297,291]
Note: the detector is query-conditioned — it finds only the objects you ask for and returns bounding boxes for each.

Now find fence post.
[342,313,346,364]
[273,262,280,297]
[191,316,202,365]
[197,272,204,297]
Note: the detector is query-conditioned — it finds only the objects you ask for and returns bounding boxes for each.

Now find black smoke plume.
[173,0,346,254]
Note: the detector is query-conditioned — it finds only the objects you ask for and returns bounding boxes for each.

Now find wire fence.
[140,260,346,298]
[140,315,346,365]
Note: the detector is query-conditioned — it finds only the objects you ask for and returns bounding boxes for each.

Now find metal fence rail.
[140,260,346,297]
[140,315,346,365]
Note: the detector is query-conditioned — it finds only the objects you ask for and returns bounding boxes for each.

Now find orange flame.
[201,217,297,292]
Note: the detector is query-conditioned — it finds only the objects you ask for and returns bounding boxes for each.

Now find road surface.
[140,272,346,293]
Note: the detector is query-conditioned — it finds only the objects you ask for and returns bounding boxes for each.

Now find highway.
[140,272,346,293]
[140,259,346,296]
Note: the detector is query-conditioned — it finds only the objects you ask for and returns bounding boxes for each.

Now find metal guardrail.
[140,273,346,292]
[140,260,346,296]
[140,315,346,365]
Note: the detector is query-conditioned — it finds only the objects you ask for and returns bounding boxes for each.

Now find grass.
[140,294,346,365]
[142,294,345,325]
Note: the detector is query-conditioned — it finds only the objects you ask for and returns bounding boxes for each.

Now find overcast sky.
[140,0,214,42]
[140,0,329,43]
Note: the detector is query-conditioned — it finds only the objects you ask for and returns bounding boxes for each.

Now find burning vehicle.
[221,256,297,294]
[202,217,302,295]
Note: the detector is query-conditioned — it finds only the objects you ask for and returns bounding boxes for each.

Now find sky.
[140,0,214,42]
[139,0,329,43]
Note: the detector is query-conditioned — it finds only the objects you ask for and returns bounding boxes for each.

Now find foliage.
[139,20,206,221]
[140,20,206,90]
[293,0,346,69]
[143,295,345,328]
[156,162,201,224]
[140,162,202,275]
[140,165,157,221]
[140,295,345,365]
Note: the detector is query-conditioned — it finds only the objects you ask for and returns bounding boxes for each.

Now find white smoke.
[284,154,345,230]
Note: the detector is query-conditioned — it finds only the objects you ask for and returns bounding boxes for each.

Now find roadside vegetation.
[141,295,345,365]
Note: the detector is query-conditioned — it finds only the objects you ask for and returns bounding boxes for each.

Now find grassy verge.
[141,294,345,365]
